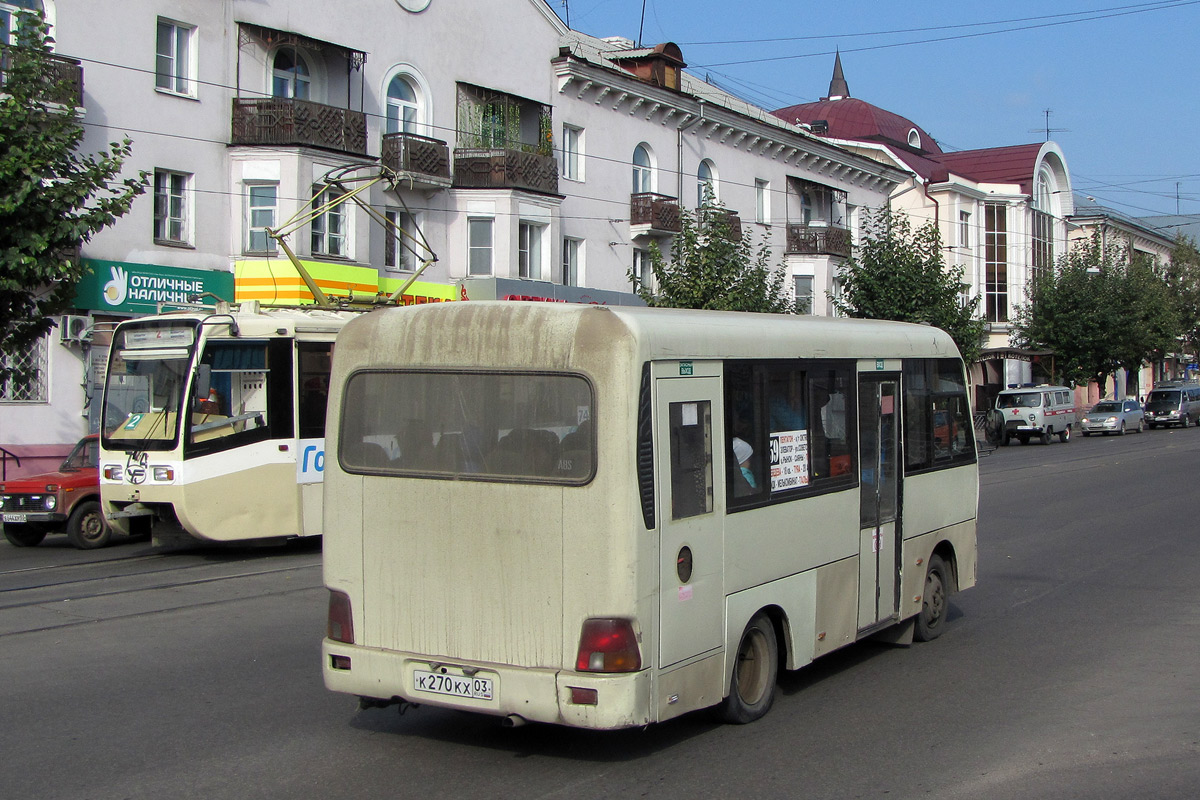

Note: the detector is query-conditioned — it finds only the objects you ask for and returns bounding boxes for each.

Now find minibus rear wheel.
[716,612,778,724]
[915,554,949,642]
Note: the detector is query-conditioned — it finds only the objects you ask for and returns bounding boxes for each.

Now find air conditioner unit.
[59,314,90,344]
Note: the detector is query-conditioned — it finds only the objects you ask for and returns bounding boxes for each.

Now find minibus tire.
[1058,427,1071,443]
[915,555,949,642]
[66,501,111,550]
[716,612,778,724]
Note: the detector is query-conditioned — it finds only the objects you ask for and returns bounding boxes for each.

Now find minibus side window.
[903,358,975,473]
[725,359,856,512]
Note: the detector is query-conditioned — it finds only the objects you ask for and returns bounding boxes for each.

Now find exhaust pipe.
[501,714,527,728]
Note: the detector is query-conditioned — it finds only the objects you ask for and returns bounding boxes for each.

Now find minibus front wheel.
[915,554,949,642]
[716,612,778,724]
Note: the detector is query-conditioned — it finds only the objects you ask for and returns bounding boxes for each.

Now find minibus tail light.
[327,590,354,644]
[576,618,640,673]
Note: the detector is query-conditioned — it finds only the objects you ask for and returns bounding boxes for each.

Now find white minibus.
[322,303,978,729]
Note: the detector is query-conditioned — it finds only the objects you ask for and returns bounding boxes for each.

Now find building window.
[632,248,650,290]
[155,18,195,96]
[563,124,583,181]
[794,275,813,314]
[272,49,310,100]
[468,217,493,276]
[632,144,653,194]
[384,209,416,272]
[985,202,1008,323]
[518,222,544,279]
[386,74,419,134]
[311,186,347,258]
[246,184,277,253]
[959,210,970,249]
[153,169,191,245]
[1031,209,1053,282]
[697,159,716,207]
[563,237,582,286]
[755,179,770,225]
[0,334,47,403]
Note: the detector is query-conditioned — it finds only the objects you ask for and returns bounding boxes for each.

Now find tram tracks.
[0,548,323,637]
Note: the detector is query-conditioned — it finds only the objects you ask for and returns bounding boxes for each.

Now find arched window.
[1,0,43,43]
[1035,169,1054,212]
[272,50,311,100]
[632,144,653,194]
[697,159,717,206]
[907,128,921,149]
[386,75,419,135]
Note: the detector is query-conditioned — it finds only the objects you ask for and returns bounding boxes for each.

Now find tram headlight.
[103,465,124,481]
[152,465,175,482]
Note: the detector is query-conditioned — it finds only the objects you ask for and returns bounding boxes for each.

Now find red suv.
[1,434,111,549]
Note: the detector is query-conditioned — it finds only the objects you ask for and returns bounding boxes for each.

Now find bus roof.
[339,302,963,366]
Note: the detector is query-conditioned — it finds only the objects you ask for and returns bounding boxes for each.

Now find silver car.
[1080,399,1145,436]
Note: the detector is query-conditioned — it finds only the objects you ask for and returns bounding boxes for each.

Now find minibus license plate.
[3,513,27,523]
[413,670,493,701]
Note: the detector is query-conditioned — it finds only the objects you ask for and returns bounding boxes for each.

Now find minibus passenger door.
[655,377,724,669]
[857,373,901,630]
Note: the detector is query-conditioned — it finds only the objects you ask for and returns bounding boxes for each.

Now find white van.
[994,385,1076,445]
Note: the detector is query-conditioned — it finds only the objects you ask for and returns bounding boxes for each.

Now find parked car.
[1,434,111,549]
[1144,382,1200,429]
[995,385,1076,444]
[1080,399,1145,436]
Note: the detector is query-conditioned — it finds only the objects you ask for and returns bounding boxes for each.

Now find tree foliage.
[1010,232,1180,392]
[833,208,985,364]
[630,191,797,314]
[0,12,146,373]
[1165,234,1200,364]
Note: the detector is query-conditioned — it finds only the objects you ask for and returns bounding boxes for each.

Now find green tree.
[1,12,146,377]
[630,191,797,314]
[1165,234,1200,365]
[1011,231,1179,393]
[832,208,985,364]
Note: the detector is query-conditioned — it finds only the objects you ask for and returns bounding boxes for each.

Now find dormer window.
[609,42,687,93]
[907,128,920,149]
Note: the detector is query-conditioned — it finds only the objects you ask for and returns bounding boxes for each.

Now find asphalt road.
[1,426,1198,799]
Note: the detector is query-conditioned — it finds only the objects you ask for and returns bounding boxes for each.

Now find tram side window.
[725,360,855,511]
[187,340,294,456]
[903,358,974,473]
[298,343,333,439]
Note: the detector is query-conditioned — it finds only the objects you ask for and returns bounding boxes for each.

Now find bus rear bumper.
[322,640,653,730]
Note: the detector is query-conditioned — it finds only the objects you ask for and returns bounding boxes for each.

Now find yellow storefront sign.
[235,259,456,306]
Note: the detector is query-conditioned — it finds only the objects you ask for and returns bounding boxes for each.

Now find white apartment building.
[776,55,1075,409]
[1,0,898,474]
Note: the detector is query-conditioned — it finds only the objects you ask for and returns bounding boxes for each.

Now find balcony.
[381,132,451,190]
[1,48,83,107]
[705,209,743,241]
[452,148,558,195]
[231,97,367,156]
[630,193,681,234]
[786,224,852,258]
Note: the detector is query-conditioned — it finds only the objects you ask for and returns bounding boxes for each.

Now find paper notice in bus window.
[769,430,809,492]
[681,403,698,426]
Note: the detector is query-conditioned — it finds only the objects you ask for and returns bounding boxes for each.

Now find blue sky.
[551,0,1200,224]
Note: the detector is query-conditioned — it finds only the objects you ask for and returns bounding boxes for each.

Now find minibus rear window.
[339,370,595,484]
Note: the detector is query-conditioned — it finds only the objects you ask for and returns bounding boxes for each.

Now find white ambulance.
[994,385,1077,445]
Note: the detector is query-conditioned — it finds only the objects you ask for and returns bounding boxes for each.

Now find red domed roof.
[773,96,943,156]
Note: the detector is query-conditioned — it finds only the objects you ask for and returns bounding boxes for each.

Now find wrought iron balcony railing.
[381,132,451,188]
[630,193,681,233]
[0,48,83,107]
[231,97,367,156]
[786,224,852,258]
[452,148,558,194]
